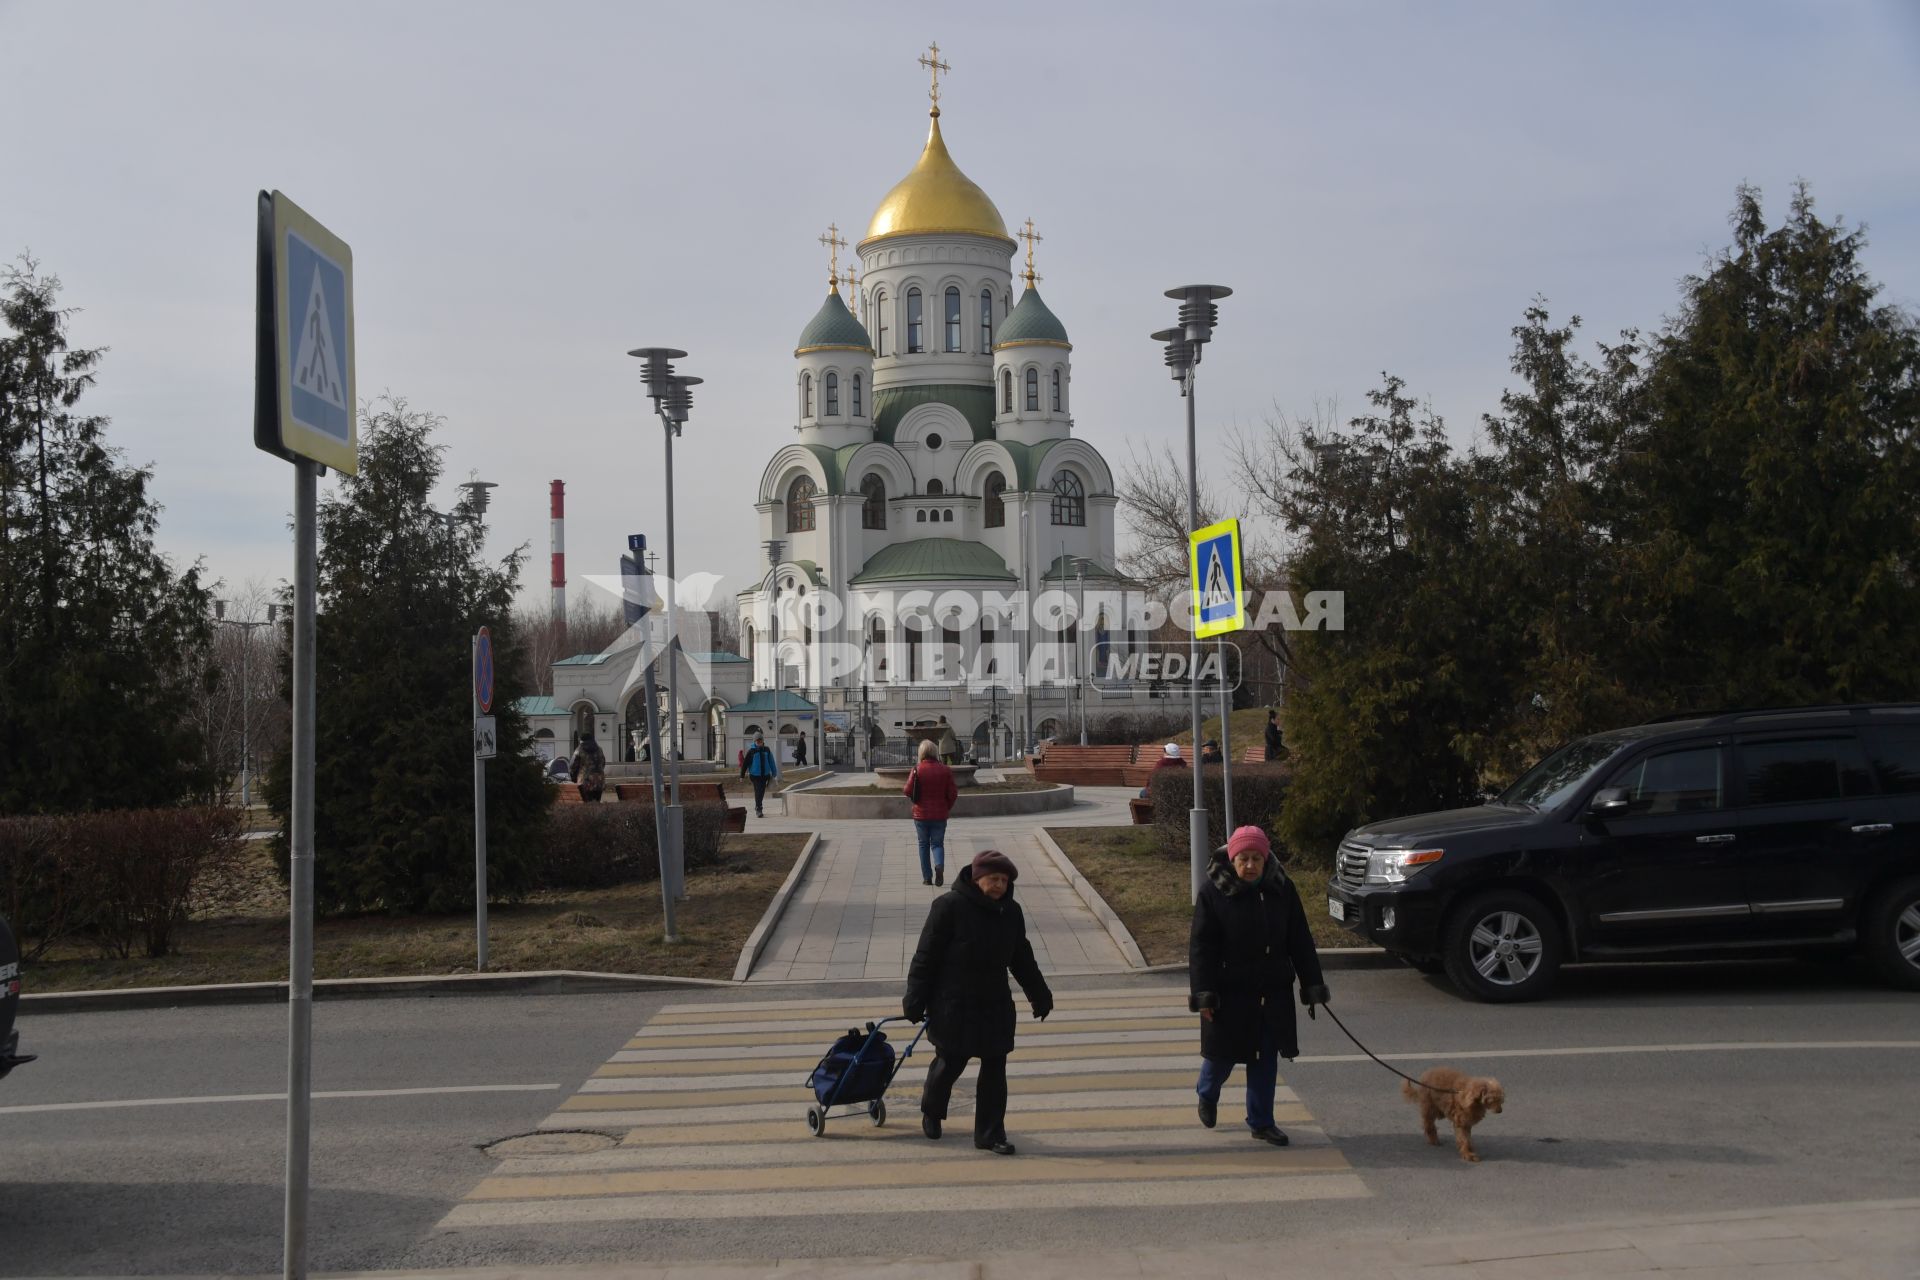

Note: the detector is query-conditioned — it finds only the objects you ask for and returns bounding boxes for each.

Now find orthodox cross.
[818,223,848,293]
[918,42,950,115]
[1018,217,1043,289]
[842,266,861,319]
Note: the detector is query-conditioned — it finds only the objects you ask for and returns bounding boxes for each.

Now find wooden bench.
[1128,796,1155,825]
[610,781,748,833]
[1033,744,1138,787]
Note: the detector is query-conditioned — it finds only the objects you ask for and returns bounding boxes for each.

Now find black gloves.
[1031,997,1053,1022]
[1300,983,1331,1012]
[903,1001,925,1024]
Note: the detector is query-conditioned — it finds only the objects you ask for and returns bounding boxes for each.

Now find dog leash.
[1310,1001,1456,1094]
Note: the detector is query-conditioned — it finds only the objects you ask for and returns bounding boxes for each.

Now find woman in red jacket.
[905,739,959,886]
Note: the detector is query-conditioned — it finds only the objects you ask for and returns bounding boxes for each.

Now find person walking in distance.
[570,733,606,804]
[905,849,1052,1156]
[794,733,808,769]
[740,731,779,818]
[905,739,958,886]
[936,716,962,765]
[1189,825,1329,1147]
[1264,709,1285,762]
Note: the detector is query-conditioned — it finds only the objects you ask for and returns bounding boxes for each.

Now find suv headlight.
[1365,848,1444,885]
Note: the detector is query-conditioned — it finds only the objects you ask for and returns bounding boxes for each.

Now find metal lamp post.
[763,538,786,784]
[629,348,696,898]
[1073,556,1092,746]
[213,600,280,808]
[1154,284,1231,902]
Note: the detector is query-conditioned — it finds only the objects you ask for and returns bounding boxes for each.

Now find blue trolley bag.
[808,1025,895,1106]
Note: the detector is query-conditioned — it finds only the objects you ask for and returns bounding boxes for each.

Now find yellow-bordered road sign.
[255,190,357,473]
[1189,517,1245,638]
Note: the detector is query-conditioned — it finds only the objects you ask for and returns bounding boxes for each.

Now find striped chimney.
[550,480,566,648]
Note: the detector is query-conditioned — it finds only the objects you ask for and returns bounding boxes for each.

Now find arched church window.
[906,288,924,353]
[824,372,839,417]
[1002,369,1013,413]
[851,372,862,417]
[927,478,944,496]
[746,623,754,660]
[1025,368,1039,412]
[942,509,953,522]
[876,290,889,356]
[802,372,813,419]
[860,474,886,530]
[983,471,1006,528]
[944,286,962,352]
[916,509,927,523]
[786,475,817,532]
[1050,470,1085,526]
[1052,368,1062,412]
[868,615,888,678]
[980,288,993,352]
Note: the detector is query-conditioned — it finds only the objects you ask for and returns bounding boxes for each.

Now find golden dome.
[862,112,1012,247]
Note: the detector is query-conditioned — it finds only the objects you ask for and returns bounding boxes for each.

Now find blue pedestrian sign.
[474,626,494,714]
[255,190,357,473]
[1189,517,1245,639]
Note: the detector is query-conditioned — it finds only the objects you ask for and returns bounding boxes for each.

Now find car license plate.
[1327,897,1345,921]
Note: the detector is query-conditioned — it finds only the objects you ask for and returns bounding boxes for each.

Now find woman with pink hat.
[1188,825,1330,1146]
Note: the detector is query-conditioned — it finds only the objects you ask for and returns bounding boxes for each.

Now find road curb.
[732,831,823,981]
[22,969,732,1015]
[1131,948,1401,974]
[1033,828,1150,969]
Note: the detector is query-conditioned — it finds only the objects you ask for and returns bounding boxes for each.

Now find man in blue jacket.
[740,732,780,818]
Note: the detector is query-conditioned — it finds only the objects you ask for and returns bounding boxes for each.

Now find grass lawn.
[1170,706,1280,754]
[1045,826,1348,965]
[21,832,810,993]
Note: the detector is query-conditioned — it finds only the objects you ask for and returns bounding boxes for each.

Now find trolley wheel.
[806,1106,825,1137]
[869,1099,887,1127]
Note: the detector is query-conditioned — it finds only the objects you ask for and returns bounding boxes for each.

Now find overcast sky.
[5,0,1916,628]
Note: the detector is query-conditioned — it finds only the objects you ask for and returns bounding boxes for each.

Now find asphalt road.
[2,961,1916,1276]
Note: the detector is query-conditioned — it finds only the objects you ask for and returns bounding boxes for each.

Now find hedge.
[0,808,246,959]
[538,801,728,890]
[1148,764,1302,866]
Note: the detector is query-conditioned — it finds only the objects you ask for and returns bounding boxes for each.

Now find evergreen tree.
[0,257,216,813]
[265,398,547,914]
[1614,185,1920,708]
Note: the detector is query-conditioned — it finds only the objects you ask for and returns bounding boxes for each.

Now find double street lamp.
[630,347,701,899]
[1153,284,1231,903]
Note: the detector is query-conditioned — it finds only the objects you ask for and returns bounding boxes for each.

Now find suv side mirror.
[1588,786,1632,819]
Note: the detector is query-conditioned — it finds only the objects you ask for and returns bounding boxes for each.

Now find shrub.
[0,808,245,959]
[1149,764,1304,866]
[537,801,727,891]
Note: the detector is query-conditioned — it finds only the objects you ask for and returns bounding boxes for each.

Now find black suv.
[1326,705,1920,1001]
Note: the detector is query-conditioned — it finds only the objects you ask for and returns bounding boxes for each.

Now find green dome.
[795,291,873,354]
[995,287,1070,348]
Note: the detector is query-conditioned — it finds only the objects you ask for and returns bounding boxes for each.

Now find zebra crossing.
[438,987,1368,1228]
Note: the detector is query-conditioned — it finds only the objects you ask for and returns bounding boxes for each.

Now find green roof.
[554,653,613,667]
[690,651,748,663]
[996,287,1070,347]
[872,384,996,445]
[515,695,564,717]
[795,290,872,353]
[992,438,1064,491]
[729,690,819,714]
[1041,554,1121,581]
[795,444,844,494]
[849,538,1016,585]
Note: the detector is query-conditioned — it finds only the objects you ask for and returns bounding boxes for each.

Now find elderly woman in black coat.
[1189,825,1329,1146]
[904,849,1053,1156]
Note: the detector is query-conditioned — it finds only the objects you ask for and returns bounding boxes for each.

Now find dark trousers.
[920,1050,1009,1145]
[750,775,770,813]
[1196,1022,1282,1131]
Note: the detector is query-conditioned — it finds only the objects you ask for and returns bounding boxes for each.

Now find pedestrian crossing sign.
[255,190,358,474]
[1189,517,1244,638]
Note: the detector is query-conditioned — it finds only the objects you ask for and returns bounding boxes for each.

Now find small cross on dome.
[918,42,950,116]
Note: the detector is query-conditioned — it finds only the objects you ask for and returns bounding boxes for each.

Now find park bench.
[1033,744,1138,787]
[1128,796,1155,825]
[613,781,748,833]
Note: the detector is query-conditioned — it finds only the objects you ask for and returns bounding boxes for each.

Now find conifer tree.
[264,398,547,913]
[0,257,217,813]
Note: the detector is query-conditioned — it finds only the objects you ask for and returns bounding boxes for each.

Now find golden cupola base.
[861,111,1013,249]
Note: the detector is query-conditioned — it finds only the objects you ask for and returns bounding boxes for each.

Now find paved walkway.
[743,780,1139,982]
[393,1197,1919,1277]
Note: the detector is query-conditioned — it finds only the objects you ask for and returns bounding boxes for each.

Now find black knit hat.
[971,849,1018,882]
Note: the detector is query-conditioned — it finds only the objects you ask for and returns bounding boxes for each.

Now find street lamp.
[630,347,696,891]
[763,538,786,785]
[212,599,280,808]
[1154,283,1232,903]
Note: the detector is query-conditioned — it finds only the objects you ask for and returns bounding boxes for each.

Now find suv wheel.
[1864,876,1920,991]
[1442,890,1564,1003]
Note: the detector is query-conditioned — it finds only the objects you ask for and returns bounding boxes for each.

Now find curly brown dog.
[1402,1067,1505,1163]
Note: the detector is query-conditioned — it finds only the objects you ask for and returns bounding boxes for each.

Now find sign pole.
[284,458,318,1280]
[1218,636,1234,834]
[472,631,488,971]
